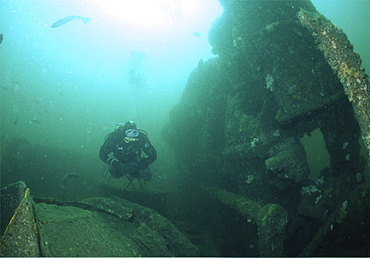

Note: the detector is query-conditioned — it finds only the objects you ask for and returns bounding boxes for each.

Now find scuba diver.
[99,121,157,181]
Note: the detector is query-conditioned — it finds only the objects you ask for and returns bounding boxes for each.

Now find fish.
[0,34,3,44]
[29,119,41,124]
[51,15,90,28]
[61,173,80,197]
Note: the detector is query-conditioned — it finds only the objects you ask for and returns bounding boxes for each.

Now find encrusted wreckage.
[0,181,199,257]
[163,0,369,256]
[297,8,370,158]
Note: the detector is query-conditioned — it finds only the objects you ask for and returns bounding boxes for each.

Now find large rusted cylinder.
[203,185,289,257]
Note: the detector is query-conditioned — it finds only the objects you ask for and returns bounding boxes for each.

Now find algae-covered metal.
[298,8,370,157]
[0,182,199,257]
[0,182,40,257]
[164,0,368,256]
[203,185,288,257]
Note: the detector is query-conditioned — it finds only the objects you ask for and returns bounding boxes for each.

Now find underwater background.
[1,0,224,196]
[1,0,370,256]
[1,0,369,195]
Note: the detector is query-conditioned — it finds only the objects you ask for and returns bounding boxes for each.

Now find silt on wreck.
[163,0,369,256]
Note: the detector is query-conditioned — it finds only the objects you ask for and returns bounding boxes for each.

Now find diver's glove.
[107,157,135,177]
[107,157,120,168]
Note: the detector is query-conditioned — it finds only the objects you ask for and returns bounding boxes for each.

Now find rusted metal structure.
[0,181,199,257]
[163,0,369,256]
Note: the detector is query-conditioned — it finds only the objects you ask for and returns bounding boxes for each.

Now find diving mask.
[125,129,139,138]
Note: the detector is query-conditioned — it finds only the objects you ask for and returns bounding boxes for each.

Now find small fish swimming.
[0,34,3,44]
[192,32,201,37]
[61,173,80,197]
[51,15,90,28]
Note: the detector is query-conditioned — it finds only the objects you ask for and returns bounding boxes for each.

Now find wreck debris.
[203,185,288,257]
[265,138,310,183]
[299,199,350,257]
[0,182,40,257]
[298,8,370,157]
[0,181,199,257]
[165,0,368,255]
